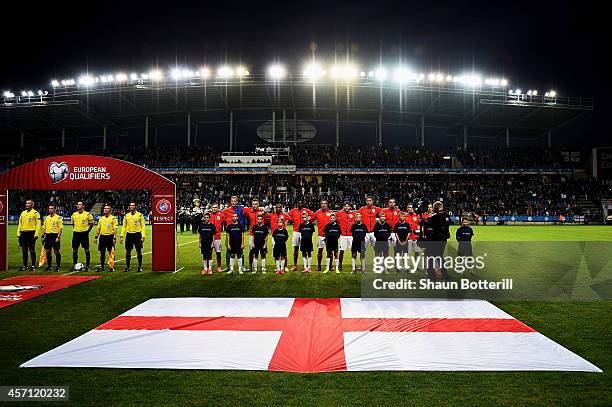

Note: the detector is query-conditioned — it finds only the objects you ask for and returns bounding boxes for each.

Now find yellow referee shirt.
[17,209,41,237]
[121,211,146,237]
[72,211,94,232]
[97,215,118,236]
[43,214,63,234]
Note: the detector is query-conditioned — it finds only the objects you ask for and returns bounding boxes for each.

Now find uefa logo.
[156,199,172,215]
[48,161,69,184]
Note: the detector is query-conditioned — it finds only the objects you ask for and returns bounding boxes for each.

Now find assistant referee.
[95,204,118,272]
[119,201,146,272]
[16,199,40,271]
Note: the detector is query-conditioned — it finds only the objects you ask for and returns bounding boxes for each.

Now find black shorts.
[273,245,287,259]
[72,231,90,249]
[351,240,366,256]
[228,240,243,256]
[457,242,473,257]
[374,241,389,257]
[43,233,61,251]
[18,231,36,248]
[98,235,115,251]
[201,240,213,257]
[251,245,267,257]
[326,239,339,252]
[300,242,313,254]
[395,242,409,255]
[125,232,143,250]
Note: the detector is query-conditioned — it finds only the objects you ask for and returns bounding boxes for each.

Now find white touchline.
[62,239,199,275]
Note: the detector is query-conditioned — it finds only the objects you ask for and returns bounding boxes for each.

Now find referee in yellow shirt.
[119,201,146,272]
[70,201,94,271]
[94,204,118,272]
[42,203,63,272]
[17,199,41,271]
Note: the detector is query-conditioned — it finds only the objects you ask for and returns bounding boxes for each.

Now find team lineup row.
[197,196,473,276]
[13,196,475,276]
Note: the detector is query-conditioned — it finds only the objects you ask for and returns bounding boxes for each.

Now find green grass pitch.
[0,224,610,406]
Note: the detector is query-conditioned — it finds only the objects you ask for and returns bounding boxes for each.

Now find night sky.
[0,0,602,146]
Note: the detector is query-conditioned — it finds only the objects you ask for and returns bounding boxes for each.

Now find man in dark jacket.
[424,201,451,280]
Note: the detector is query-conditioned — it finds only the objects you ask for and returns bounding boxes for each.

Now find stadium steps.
[91,202,104,216]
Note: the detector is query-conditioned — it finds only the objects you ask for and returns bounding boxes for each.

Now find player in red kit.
[242,198,269,271]
[209,203,226,272]
[287,201,314,270]
[313,199,333,271]
[358,196,382,252]
[404,203,422,263]
[335,201,356,271]
[221,195,240,272]
[382,198,401,250]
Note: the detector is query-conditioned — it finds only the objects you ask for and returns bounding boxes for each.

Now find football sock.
[22,250,28,267]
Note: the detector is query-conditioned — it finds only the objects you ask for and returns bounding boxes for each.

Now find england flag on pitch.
[21,298,601,372]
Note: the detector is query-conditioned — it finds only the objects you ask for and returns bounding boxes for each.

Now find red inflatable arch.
[0,155,176,271]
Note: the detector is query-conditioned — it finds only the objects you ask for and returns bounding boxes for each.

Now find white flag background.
[21,298,601,372]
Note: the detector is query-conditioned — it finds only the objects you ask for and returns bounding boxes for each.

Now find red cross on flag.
[21,298,600,372]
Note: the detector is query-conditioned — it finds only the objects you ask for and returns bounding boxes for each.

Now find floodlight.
[268,64,286,79]
[303,63,325,81]
[374,68,387,81]
[149,70,163,81]
[115,73,128,82]
[218,65,234,78]
[236,66,249,77]
[330,64,358,80]
[51,80,59,87]
[392,67,412,83]
[78,75,95,86]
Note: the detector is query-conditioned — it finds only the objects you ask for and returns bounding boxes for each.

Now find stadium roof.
[0,77,592,142]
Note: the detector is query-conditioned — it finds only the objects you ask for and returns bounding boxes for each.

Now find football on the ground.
[74,263,84,271]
